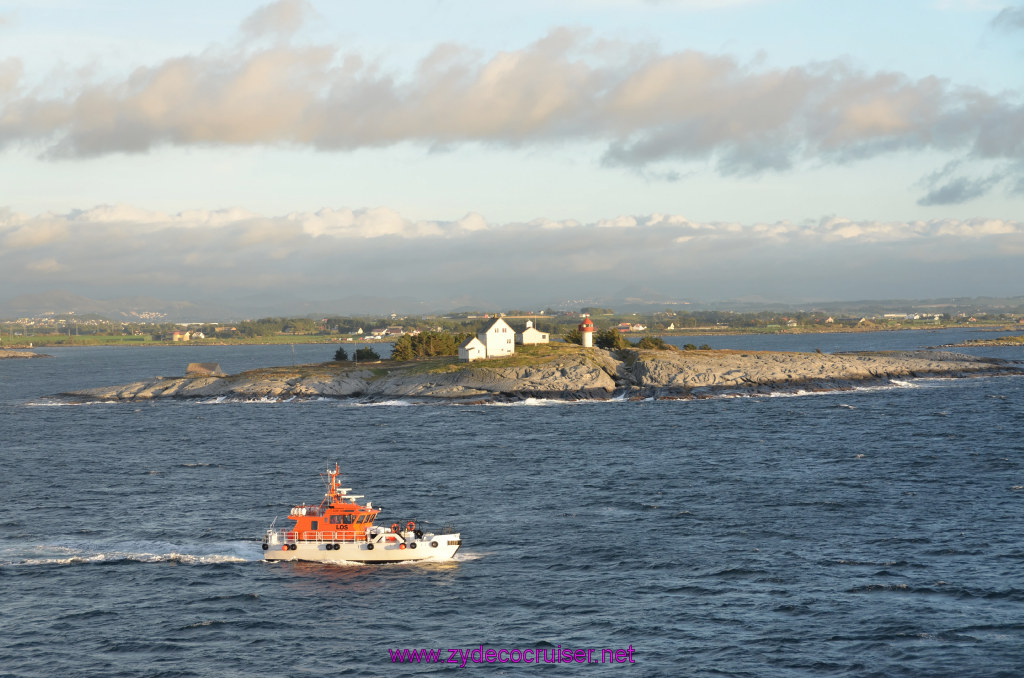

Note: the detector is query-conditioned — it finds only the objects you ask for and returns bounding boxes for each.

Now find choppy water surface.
[1,330,1022,677]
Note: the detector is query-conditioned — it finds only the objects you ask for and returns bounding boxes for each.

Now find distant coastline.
[6,322,1023,351]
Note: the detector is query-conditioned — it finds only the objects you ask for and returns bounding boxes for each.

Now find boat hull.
[263,534,461,564]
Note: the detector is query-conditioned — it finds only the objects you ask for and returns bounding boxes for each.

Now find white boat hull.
[262,531,461,563]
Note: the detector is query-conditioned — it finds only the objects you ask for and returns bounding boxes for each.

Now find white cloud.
[1,5,1022,205]
[25,257,64,272]
[241,0,315,40]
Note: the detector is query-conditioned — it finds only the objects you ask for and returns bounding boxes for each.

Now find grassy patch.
[464,343,590,369]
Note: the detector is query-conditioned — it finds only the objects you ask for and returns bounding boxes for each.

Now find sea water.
[1,329,1022,677]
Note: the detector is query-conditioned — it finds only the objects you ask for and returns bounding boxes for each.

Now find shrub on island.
[354,347,381,361]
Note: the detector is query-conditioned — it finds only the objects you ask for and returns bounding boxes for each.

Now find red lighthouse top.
[579,317,594,332]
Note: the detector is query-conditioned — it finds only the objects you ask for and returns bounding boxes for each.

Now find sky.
[1,0,1023,312]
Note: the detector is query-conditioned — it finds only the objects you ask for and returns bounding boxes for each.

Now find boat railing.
[271,529,370,543]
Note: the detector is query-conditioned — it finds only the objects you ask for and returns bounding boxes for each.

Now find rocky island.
[60,345,1022,403]
[944,334,1024,348]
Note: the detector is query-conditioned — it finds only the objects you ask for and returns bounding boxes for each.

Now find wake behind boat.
[262,464,461,563]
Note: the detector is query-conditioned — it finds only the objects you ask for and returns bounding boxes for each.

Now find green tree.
[333,346,349,361]
[390,331,469,361]
[595,328,631,351]
[391,335,415,361]
[354,347,381,361]
[562,328,583,345]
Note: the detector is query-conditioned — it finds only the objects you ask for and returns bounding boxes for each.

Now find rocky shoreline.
[0,349,49,359]
[60,347,1022,403]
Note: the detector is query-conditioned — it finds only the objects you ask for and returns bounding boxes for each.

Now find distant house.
[171,330,190,341]
[515,320,550,345]
[186,362,226,377]
[383,326,405,336]
[458,336,487,362]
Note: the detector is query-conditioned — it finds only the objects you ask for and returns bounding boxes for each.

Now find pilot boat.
[262,464,461,563]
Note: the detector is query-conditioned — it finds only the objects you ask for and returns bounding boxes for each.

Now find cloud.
[991,6,1024,30]
[0,58,21,95]
[918,175,1002,205]
[241,0,315,40]
[915,160,1009,205]
[1,4,1022,203]
[25,257,64,273]
[1,204,1022,305]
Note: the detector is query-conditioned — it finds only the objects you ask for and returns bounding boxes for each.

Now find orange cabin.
[284,465,380,540]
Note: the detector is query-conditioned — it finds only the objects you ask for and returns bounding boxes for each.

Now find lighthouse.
[579,316,595,348]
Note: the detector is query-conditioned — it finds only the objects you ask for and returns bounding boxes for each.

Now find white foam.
[1,540,260,568]
[890,379,919,388]
[487,396,623,407]
[25,400,118,407]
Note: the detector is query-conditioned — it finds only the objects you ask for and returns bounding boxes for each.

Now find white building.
[479,317,515,358]
[459,317,516,361]
[458,336,487,362]
[516,320,550,345]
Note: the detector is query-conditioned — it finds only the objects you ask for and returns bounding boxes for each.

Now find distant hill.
[0,290,434,321]
[2,289,1022,321]
[0,291,214,321]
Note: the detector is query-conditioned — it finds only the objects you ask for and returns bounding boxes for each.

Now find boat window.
[311,520,318,531]
[343,514,355,524]
[329,514,343,524]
